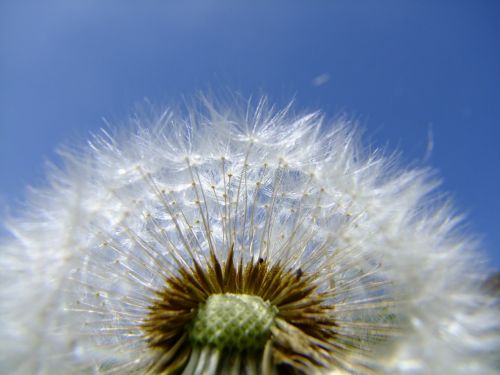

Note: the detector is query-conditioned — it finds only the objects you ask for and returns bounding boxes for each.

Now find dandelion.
[0,98,498,374]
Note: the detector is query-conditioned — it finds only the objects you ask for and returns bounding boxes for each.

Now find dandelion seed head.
[0,98,498,374]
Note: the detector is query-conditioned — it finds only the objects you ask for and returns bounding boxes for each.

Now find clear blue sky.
[1,1,499,270]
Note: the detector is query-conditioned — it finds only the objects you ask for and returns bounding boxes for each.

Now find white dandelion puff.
[0,98,498,374]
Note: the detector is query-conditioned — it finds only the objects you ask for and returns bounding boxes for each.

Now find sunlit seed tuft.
[1,98,497,374]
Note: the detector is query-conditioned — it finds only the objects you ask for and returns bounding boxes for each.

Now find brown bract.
[142,244,338,374]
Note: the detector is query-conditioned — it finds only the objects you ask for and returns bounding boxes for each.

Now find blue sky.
[1,0,499,270]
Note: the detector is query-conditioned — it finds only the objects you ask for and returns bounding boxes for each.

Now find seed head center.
[189,293,278,352]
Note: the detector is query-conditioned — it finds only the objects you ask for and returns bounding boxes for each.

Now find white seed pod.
[0,99,498,374]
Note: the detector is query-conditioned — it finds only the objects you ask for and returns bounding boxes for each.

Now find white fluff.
[0,98,498,374]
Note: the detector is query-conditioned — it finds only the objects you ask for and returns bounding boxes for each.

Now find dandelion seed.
[0,98,498,374]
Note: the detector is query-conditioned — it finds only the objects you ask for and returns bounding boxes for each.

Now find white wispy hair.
[0,98,498,374]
